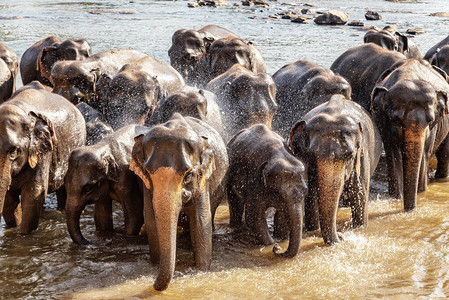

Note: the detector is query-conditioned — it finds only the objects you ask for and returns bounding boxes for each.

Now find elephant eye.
[9,147,20,160]
[184,170,194,183]
[82,181,100,195]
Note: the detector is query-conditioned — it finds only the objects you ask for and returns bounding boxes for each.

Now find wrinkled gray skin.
[371,59,449,211]
[289,95,382,245]
[168,24,237,85]
[130,113,228,291]
[424,35,449,61]
[227,124,307,257]
[95,55,185,130]
[331,43,406,112]
[20,36,91,86]
[195,37,267,87]
[0,81,86,234]
[206,64,278,143]
[149,86,224,137]
[65,125,148,245]
[76,102,114,145]
[364,25,422,58]
[429,45,449,77]
[0,42,19,101]
[51,49,146,106]
[272,60,352,137]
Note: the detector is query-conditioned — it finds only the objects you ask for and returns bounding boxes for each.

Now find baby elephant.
[227,124,307,258]
[65,125,149,245]
[289,95,382,245]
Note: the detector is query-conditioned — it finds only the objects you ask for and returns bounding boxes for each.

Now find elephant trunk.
[150,167,183,291]
[0,157,12,215]
[274,201,303,258]
[66,200,90,245]
[402,126,426,211]
[316,159,346,245]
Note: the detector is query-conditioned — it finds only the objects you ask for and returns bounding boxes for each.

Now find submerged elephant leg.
[273,209,289,241]
[143,188,160,265]
[304,169,319,232]
[385,142,403,200]
[119,180,144,235]
[348,175,368,228]
[435,135,449,178]
[94,196,113,232]
[56,186,67,211]
[3,190,20,228]
[20,186,47,234]
[246,201,274,245]
[227,184,244,228]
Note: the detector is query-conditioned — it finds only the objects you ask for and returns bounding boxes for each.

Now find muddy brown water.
[1,0,449,298]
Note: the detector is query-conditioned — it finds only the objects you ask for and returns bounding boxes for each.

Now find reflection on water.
[1,0,449,298]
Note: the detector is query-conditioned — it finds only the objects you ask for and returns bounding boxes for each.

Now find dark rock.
[365,10,382,20]
[268,14,280,19]
[406,28,427,35]
[291,16,311,24]
[188,2,199,7]
[347,20,364,27]
[301,8,311,14]
[242,0,254,6]
[430,12,449,17]
[314,10,349,25]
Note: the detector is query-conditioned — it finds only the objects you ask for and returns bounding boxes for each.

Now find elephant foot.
[435,169,449,179]
[323,231,344,245]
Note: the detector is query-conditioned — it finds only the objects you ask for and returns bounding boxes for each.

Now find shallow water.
[1,0,449,298]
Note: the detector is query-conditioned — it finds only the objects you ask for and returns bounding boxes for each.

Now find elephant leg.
[227,184,244,228]
[119,180,144,235]
[435,134,449,178]
[56,186,67,211]
[273,209,289,241]
[210,183,226,229]
[94,196,113,232]
[304,170,319,232]
[188,191,212,270]
[385,142,403,199]
[417,152,429,193]
[3,190,20,228]
[143,188,159,265]
[246,201,274,245]
[20,185,47,234]
[348,176,368,228]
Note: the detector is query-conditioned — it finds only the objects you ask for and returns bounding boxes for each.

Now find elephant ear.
[199,136,215,191]
[260,161,270,187]
[129,134,152,190]
[102,153,119,183]
[203,36,215,53]
[395,32,409,53]
[432,65,449,82]
[289,120,308,157]
[94,73,112,113]
[355,123,364,177]
[36,46,57,77]
[370,86,388,114]
[437,90,449,115]
[28,111,58,169]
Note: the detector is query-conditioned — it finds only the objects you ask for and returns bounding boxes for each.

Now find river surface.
[1,0,449,299]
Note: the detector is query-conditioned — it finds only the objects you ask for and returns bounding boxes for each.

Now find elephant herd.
[0,23,449,291]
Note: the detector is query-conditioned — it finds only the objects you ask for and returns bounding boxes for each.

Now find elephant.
[289,95,382,245]
[51,49,146,105]
[0,42,19,101]
[272,59,352,137]
[424,35,449,61]
[330,43,406,111]
[168,24,237,84]
[370,59,449,211]
[364,25,422,58]
[130,113,229,291]
[76,102,114,145]
[20,36,91,86]
[428,45,449,77]
[149,86,224,137]
[95,55,185,130]
[226,124,307,257]
[65,125,148,245]
[0,81,86,234]
[206,64,278,143]
[195,36,266,87]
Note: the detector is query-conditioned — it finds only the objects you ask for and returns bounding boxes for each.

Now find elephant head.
[300,72,352,107]
[51,60,101,105]
[130,114,215,291]
[196,37,266,86]
[289,95,365,244]
[364,25,408,54]
[151,89,208,125]
[0,42,19,99]
[37,39,91,85]
[371,60,449,210]
[96,71,162,130]
[0,105,57,215]
[168,29,214,83]
[64,148,119,245]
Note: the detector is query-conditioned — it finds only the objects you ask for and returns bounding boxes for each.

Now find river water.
[1,0,449,299]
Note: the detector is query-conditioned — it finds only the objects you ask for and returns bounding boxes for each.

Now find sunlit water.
[1,0,449,298]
